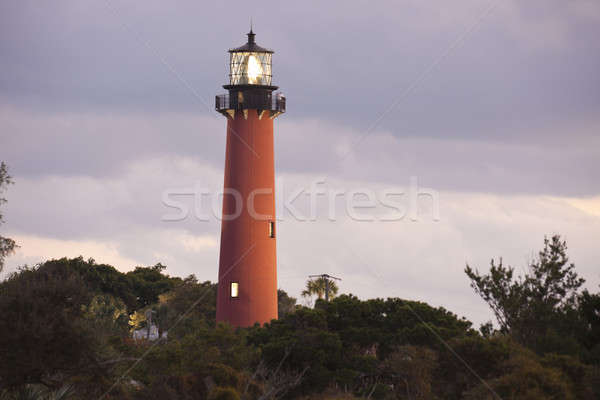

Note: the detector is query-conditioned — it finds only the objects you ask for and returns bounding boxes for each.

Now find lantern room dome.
[225,30,275,87]
[229,30,273,54]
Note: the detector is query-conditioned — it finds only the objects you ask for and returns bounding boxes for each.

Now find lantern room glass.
[229,51,272,86]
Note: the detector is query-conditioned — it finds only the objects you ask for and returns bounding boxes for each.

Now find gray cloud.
[1,0,598,138]
[3,110,598,196]
[5,157,600,326]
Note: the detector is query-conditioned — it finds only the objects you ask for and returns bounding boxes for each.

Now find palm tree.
[302,277,339,301]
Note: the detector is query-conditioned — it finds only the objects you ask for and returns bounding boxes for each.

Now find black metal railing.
[215,92,285,113]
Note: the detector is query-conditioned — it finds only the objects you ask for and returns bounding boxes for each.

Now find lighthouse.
[215,30,285,327]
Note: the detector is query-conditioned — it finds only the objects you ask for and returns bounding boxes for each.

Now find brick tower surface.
[215,30,285,327]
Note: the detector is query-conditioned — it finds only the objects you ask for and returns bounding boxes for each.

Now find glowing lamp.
[228,30,273,86]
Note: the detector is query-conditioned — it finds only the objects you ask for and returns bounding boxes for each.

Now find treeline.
[0,236,599,399]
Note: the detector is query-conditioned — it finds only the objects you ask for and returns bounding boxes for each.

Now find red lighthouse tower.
[215,30,285,327]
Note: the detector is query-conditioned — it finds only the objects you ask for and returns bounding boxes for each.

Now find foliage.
[302,277,339,301]
[0,384,75,400]
[381,345,437,399]
[208,386,240,400]
[0,262,97,389]
[157,275,217,336]
[47,257,181,312]
[125,263,181,308]
[277,289,297,318]
[67,257,137,310]
[578,289,600,364]
[0,162,17,273]
[0,257,181,394]
[128,310,148,332]
[462,344,574,400]
[83,294,129,337]
[249,295,473,397]
[465,235,587,354]
[1,235,599,399]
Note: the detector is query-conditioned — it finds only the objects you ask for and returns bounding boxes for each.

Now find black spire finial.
[247,20,255,45]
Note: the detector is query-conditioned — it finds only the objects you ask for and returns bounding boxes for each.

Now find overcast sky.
[1,0,599,326]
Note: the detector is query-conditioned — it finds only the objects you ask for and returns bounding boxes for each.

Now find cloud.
[563,196,600,218]
[276,187,600,326]
[179,232,218,252]
[5,233,141,273]
[501,0,600,50]
[4,228,221,283]
[1,0,598,136]
[3,145,600,326]
[0,106,225,178]
[3,108,599,197]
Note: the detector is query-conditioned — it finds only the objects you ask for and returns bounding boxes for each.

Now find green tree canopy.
[0,162,16,272]
[0,262,96,388]
[465,235,590,356]
[277,288,297,318]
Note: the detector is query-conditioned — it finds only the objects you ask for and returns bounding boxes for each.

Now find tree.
[577,288,600,364]
[126,263,181,308]
[462,343,575,400]
[0,262,97,388]
[158,275,217,337]
[301,277,339,301]
[250,295,473,398]
[277,289,297,318]
[68,257,137,311]
[82,293,129,337]
[64,257,180,312]
[465,235,585,353]
[382,345,437,399]
[0,162,17,272]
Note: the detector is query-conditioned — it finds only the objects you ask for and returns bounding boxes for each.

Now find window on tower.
[269,221,275,238]
[230,282,239,298]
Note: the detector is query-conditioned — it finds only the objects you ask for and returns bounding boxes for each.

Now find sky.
[1,0,599,327]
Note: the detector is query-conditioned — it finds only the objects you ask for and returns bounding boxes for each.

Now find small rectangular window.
[230,282,239,298]
[269,221,275,238]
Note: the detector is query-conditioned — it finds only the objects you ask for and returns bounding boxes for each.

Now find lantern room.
[216,30,285,117]
[228,30,273,86]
